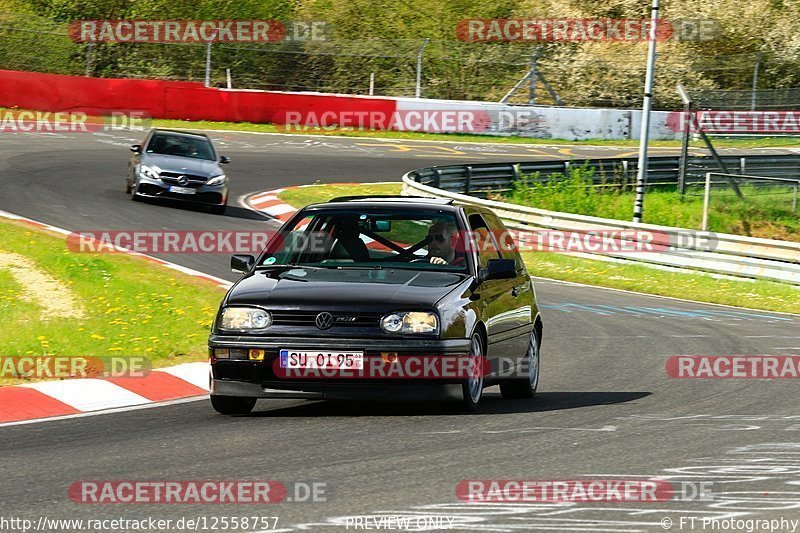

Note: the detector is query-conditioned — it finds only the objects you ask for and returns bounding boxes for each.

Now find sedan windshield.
[258,208,469,272]
[146,133,216,161]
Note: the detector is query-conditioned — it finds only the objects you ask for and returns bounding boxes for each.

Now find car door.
[466,212,517,375]
[484,212,534,361]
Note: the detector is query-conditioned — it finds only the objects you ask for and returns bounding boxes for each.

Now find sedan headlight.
[138,164,160,180]
[381,311,439,335]
[220,307,272,330]
[206,174,227,186]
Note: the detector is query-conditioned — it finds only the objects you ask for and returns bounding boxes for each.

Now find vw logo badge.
[315,312,334,330]
[177,175,188,186]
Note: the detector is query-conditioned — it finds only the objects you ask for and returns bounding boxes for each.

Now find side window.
[484,213,524,269]
[468,213,501,269]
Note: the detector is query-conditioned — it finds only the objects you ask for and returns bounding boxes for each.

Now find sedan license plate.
[279,350,363,370]
[168,185,196,195]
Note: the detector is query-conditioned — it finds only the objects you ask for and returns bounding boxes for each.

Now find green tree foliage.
[2,0,800,107]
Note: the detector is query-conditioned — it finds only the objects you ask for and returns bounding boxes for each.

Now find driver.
[426,220,465,265]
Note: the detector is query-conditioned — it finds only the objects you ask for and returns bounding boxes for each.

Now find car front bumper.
[209,335,472,401]
[211,379,463,401]
[135,175,227,206]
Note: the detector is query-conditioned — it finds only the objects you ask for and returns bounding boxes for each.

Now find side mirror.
[479,258,516,282]
[130,144,141,154]
[231,254,255,274]
[219,155,231,164]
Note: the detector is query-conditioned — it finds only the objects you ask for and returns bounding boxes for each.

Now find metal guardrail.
[402,157,800,285]
[407,154,800,196]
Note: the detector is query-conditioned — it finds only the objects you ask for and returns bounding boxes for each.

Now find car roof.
[307,196,461,212]
[150,128,211,140]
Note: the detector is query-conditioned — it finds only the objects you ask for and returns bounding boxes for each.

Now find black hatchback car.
[209,196,542,413]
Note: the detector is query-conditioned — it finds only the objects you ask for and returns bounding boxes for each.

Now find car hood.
[141,153,221,176]
[225,267,469,311]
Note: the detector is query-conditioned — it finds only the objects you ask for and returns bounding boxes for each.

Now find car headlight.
[220,307,272,330]
[138,164,160,180]
[206,174,227,186]
[380,311,439,334]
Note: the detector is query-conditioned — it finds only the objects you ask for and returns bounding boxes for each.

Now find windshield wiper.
[255,263,385,271]
[254,263,324,270]
[333,265,384,270]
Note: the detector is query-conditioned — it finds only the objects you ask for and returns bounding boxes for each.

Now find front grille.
[160,172,208,188]
[270,311,381,328]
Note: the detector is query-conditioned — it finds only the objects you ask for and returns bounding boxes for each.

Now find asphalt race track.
[1,130,800,532]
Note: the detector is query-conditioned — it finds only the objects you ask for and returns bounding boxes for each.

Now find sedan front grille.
[160,172,208,187]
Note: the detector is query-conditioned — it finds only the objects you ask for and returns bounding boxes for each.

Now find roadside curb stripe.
[0,363,211,424]
[0,210,220,424]
[244,182,393,221]
[105,371,208,402]
[157,362,211,391]
[22,379,152,412]
[243,185,305,220]
[0,387,79,423]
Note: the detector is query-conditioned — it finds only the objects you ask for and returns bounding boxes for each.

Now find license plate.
[279,350,364,370]
[168,185,196,194]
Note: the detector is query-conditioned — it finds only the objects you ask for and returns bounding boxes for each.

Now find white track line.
[533,277,800,317]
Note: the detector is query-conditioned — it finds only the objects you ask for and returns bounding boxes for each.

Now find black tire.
[210,395,256,415]
[500,328,540,399]
[460,333,485,412]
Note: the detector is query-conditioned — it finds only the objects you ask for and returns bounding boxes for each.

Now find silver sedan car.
[126,129,230,214]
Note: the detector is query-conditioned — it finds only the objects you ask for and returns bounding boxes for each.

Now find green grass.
[277,182,799,315]
[0,219,225,385]
[502,166,800,241]
[277,182,402,207]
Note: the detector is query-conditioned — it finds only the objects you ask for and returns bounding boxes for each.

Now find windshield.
[146,133,216,161]
[258,208,469,272]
